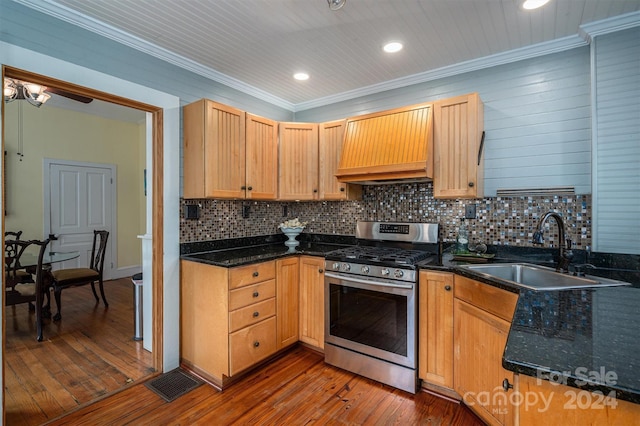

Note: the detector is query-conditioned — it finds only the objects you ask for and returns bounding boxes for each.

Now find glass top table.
[19,250,80,268]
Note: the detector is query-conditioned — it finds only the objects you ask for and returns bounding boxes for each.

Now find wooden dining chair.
[4,230,32,284]
[50,230,109,321]
[5,238,51,341]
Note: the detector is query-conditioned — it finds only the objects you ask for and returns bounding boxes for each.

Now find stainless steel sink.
[456,263,631,291]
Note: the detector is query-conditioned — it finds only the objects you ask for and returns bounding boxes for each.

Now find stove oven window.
[329,284,407,356]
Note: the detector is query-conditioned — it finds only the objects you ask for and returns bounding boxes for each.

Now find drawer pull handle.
[254,341,260,348]
[253,311,259,318]
[252,271,259,277]
[444,285,452,291]
[253,291,259,298]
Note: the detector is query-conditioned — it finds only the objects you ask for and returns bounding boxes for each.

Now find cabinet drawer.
[229,279,276,310]
[229,262,276,289]
[229,298,276,333]
[229,316,277,375]
[454,275,518,322]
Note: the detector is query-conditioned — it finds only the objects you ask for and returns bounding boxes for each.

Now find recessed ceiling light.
[522,0,550,10]
[293,72,309,81]
[383,42,403,53]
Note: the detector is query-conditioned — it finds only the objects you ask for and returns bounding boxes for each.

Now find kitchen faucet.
[532,212,574,273]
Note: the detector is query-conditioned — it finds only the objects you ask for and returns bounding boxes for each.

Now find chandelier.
[3,77,51,107]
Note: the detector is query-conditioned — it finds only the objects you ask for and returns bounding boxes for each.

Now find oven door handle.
[324,272,414,290]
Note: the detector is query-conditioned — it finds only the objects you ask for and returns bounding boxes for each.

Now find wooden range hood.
[336,102,433,184]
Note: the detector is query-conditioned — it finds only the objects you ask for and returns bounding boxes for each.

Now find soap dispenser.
[456,218,469,254]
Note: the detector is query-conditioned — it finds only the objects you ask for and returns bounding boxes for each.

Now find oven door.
[324,271,416,369]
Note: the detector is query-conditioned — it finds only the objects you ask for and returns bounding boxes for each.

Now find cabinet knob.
[313,189,318,193]
[468,182,475,188]
[253,311,260,318]
[252,271,259,277]
[340,187,345,192]
[254,341,260,348]
[444,285,451,291]
[319,268,324,273]
[253,291,259,298]
[502,378,513,392]
[248,186,253,191]
[241,186,246,190]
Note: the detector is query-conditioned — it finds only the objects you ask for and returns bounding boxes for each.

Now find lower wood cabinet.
[454,275,519,426]
[517,374,640,425]
[180,259,279,387]
[418,271,454,392]
[276,257,299,349]
[298,256,325,350]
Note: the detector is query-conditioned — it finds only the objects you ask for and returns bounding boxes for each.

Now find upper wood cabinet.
[183,99,246,199]
[319,120,362,201]
[245,113,279,199]
[433,93,484,199]
[183,100,278,199]
[278,122,319,200]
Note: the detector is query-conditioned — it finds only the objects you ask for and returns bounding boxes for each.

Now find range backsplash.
[181,182,591,249]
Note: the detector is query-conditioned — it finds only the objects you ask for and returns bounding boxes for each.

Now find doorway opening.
[2,65,165,422]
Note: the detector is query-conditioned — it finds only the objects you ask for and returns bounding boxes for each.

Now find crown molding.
[579,10,640,43]
[14,0,639,113]
[12,0,296,111]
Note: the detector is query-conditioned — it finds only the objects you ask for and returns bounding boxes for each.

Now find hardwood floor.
[50,346,485,425]
[4,278,155,425]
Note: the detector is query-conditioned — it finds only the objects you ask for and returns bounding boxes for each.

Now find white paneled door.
[45,160,115,279]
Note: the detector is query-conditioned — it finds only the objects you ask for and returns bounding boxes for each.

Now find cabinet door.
[418,271,454,389]
[454,298,515,426]
[278,122,319,200]
[246,113,278,200]
[433,93,484,199]
[276,257,299,349]
[298,256,325,349]
[319,120,361,200]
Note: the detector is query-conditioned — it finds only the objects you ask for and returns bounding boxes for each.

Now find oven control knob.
[361,266,370,274]
[332,262,341,270]
[342,263,351,272]
[381,268,390,276]
[394,269,404,278]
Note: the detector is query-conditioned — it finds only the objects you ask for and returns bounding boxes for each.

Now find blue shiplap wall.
[592,27,640,254]
[296,48,593,196]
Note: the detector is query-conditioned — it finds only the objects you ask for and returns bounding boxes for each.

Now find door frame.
[43,159,118,279]
[1,64,171,416]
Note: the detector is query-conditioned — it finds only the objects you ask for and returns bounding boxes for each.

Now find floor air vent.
[145,369,203,402]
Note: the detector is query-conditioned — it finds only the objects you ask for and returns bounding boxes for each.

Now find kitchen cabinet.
[180,259,278,387]
[298,256,325,350]
[276,257,299,349]
[245,113,279,199]
[183,99,246,199]
[454,275,518,426]
[418,271,455,394]
[278,122,319,200]
[517,374,640,425]
[319,120,361,200]
[183,99,278,200]
[433,93,484,199]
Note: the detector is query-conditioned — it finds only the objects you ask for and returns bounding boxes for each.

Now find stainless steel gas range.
[324,221,440,394]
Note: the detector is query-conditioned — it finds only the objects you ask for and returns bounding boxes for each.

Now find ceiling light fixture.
[4,77,51,107]
[327,0,346,11]
[383,42,403,53]
[293,72,310,81]
[522,0,551,10]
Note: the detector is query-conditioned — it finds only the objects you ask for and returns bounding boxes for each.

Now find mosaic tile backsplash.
[181,182,591,250]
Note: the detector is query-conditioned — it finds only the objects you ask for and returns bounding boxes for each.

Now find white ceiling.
[17,0,640,112]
